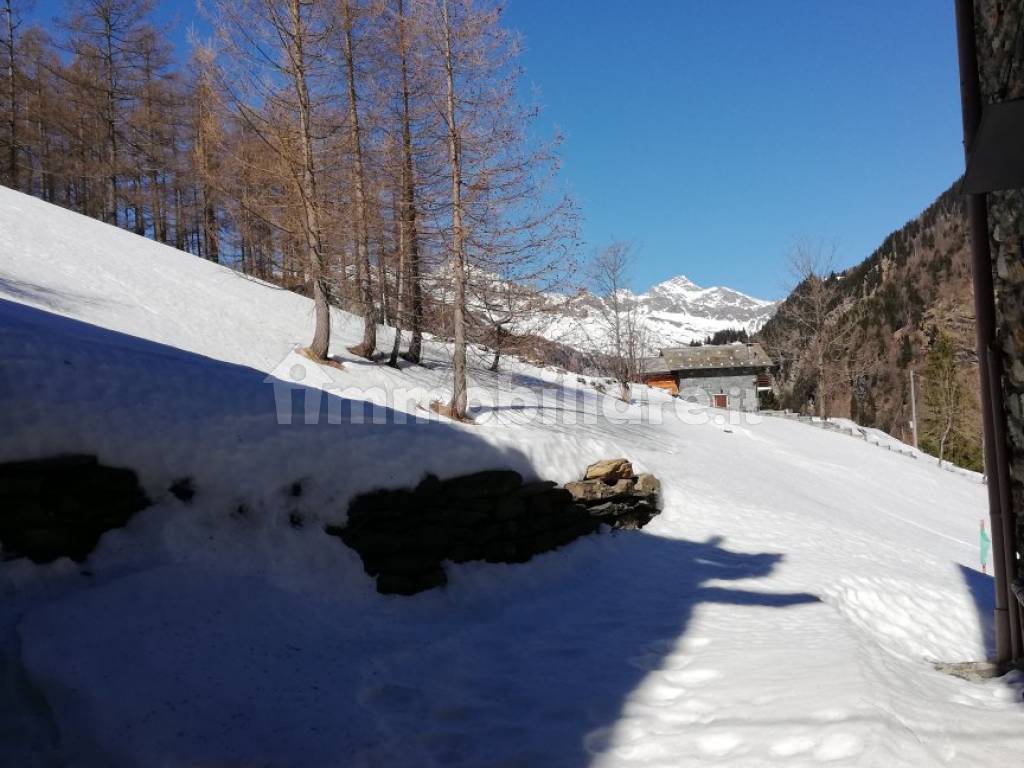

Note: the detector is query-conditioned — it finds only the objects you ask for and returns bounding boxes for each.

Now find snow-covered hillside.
[546,275,778,351]
[1,187,1022,767]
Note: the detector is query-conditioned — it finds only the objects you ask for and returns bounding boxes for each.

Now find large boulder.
[583,458,634,483]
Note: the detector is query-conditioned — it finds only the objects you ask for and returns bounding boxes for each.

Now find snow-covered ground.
[1,187,1021,767]
[820,417,983,483]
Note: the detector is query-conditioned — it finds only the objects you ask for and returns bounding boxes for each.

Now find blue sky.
[34,1,966,299]
[500,1,965,299]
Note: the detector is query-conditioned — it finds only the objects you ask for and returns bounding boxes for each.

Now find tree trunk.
[203,196,218,262]
[34,76,49,199]
[149,169,166,242]
[939,406,955,467]
[194,60,219,259]
[132,179,145,235]
[387,253,405,367]
[342,0,376,359]
[140,49,165,243]
[4,0,18,189]
[816,350,825,420]
[376,228,388,325]
[102,12,118,226]
[174,187,185,249]
[397,0,423,364]
[289,0,330,360]
[388,177,405,367]
[443,0,467,419]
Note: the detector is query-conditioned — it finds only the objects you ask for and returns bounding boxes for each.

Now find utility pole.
[909,369,919,450]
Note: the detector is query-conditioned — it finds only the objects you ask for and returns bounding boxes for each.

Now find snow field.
[1,187,1022,766]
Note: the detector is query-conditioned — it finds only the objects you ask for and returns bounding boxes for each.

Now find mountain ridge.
[757,179,981,468]
[542,274,778,351]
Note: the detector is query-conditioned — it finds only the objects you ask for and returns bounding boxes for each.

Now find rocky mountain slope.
[759,180,981,467]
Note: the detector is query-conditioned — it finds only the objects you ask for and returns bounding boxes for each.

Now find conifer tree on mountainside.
[920,329,981,469]
[708,328,748,345]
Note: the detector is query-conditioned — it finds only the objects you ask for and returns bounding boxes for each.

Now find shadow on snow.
[341,533,820,767]
[958,563,996,660]
[1,298,822,767]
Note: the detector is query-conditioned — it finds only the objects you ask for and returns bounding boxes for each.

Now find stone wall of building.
[676,373,759,412]
[974,0,1024,565]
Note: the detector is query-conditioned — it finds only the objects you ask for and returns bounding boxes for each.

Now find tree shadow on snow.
[0,298,543,762]
[0,276,126,314]
[340,533,821,767]
[0,298,540,478]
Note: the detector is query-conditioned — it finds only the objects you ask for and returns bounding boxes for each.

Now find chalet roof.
[648,343,773,373]
[643,357,675,375]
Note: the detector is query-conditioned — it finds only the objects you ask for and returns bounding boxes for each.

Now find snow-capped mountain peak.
[545,274,778,351]
[649,274,701,294]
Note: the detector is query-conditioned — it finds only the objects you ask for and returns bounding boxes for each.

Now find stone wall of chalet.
[676,373,759,412]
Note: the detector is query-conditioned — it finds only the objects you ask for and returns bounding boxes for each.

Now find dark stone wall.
[329,465,661,595]
[0,452,660,591]
[0,455,150,562]
[974,0,1024,566]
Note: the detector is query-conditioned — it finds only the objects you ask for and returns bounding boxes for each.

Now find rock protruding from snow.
[634,473,661,498]
[583,457,634,482]
[564,478,633,502]
[567,461,662,530]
